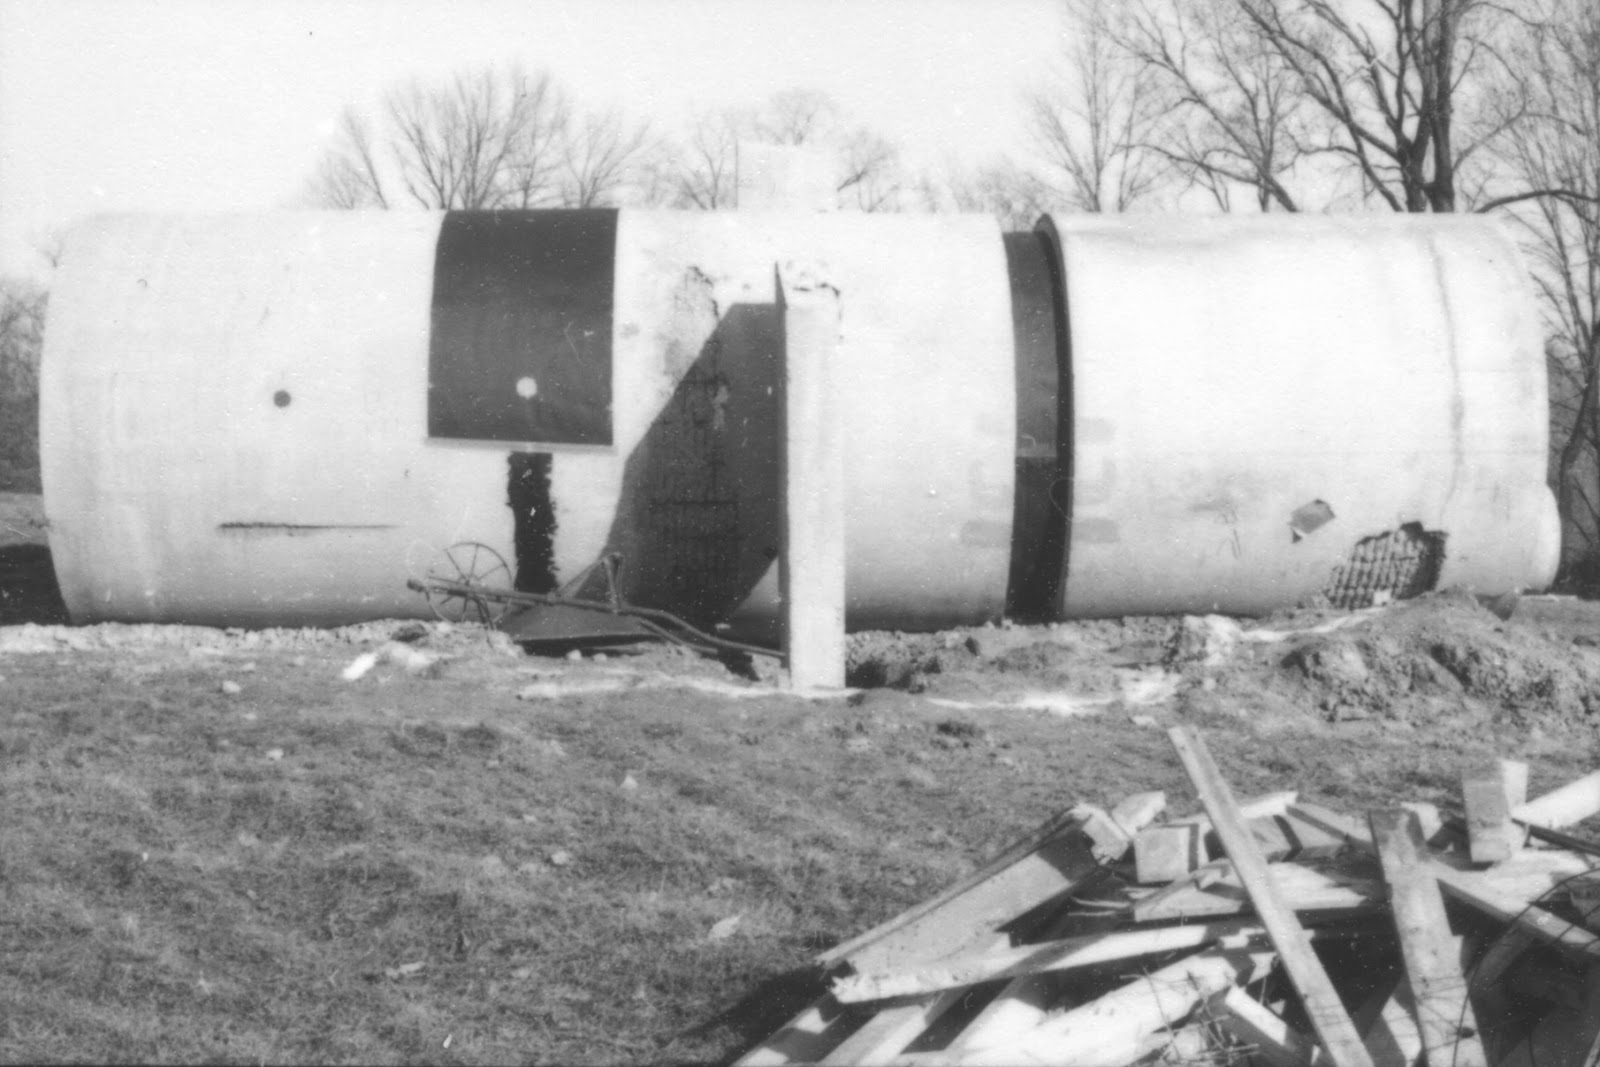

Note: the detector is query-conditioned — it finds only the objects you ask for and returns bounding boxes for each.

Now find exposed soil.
[4,490,1600,1064]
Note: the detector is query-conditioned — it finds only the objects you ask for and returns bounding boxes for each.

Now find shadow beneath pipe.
[0,544,69,624]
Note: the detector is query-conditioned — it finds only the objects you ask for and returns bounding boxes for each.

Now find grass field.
[4,488,1600,1064]
[3,611,1596,1064]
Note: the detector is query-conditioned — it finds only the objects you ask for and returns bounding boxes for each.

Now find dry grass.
[1,618,1596,1064]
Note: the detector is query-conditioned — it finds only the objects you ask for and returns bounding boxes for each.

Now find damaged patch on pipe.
[1289,499,1335,542]
[1321,522,1446,609]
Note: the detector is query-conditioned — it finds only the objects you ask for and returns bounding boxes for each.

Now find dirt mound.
[1245,591,1600,730]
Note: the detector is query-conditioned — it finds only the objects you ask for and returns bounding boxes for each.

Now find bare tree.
[0,279,47,491]
[1492,0,1600,574]
[305,66,659,211]
[559,109,653,208]
[671,109,744,209]
[306,109,392,209]
[835,128,902,211]
[383,66,569,209]
[666,89,903,210]
[1029,0,1165,212]
[752,88,839,145]
[1115,0,1312,210]
[946,160,1062,229]
[1111,0,1523,213]
[1239,0,1520,212]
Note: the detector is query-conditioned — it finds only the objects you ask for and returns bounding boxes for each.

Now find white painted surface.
[777,264,846,689]
[42,210,1017,630]
[598,210,1015,637]
[1044,214,1560,617]
[40,209,1555,631]
[40,211,515,625]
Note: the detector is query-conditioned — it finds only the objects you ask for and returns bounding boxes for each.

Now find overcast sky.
[0,0,1066,279]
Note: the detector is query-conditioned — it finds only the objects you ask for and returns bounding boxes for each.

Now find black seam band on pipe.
[1003,230,1069,621]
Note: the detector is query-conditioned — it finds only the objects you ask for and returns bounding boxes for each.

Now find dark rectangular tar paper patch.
[428,210,617,446]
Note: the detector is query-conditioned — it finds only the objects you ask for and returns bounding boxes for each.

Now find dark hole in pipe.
[507,452,556,594]
[273,390,291,408]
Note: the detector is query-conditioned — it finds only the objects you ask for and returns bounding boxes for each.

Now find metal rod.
[405,577,780,660]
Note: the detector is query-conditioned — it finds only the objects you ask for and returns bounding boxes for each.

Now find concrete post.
[776,261,846,690]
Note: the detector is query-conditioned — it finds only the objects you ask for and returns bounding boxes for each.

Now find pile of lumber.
[739,727,1600,1066]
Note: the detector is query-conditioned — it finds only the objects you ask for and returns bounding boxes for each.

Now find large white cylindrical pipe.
[1043,214,1560,617]
[40,210,1557,633]
[40,210,1018,631]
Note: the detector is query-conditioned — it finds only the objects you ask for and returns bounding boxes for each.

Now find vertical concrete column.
[776,262,845,689]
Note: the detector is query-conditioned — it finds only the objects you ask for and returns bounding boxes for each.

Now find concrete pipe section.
[41,211,1017,633]
[1042,213,1560,617]
[39,209,1556,633]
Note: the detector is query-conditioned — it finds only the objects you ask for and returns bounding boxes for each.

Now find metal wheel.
[424,542,513,625]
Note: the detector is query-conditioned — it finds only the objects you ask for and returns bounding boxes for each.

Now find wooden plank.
[1463,761,1520,863]
[1368,808,1488,1067]
[830,918,1266,1003]
[1290,800,1600,966]
[819,993,961,1066]
[1399,802,1444,846]
[1502,759,1531,808]
[1251,813,1302,861]
[812,816,1107,1064]
[1131,859,1381,923]
[1213,985,1326,1067]
[1169,789,1302,826]
[947,947,1278,1064]
[1351,976,1423,1067]
[1287,802,1375,853]
[754,810,1105,1065]
[1070,803,1132,864]
[816,806,1102,970]
[932,909,1124,1058]
[1434,865,1600,964]
[1134,823,1202,884]
[1109,790,1167,837]
[735,997,863,1066]
[1514,769,1600,829]
[1168,726,1375,1067]
[1130,857,1231,920]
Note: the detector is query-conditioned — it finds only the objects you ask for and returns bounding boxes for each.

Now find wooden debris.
[1351,976,1423,1067]
[1130,858,1382,923]
[1515,769,1600,829]
[741,732,1600,1066]
[1108,790,1165,838]
[1133,823,1201,884]
[1399,800,1445,846]
[1069,803,1132,865]
[1212,985,1326,1067]
[1167,726,1374,1067]
[1368,807,1487,1066]
[816,806,1106,974]
[954,947,1279,1065]
[1463,759,1524,863]
[830,919,1265,1004]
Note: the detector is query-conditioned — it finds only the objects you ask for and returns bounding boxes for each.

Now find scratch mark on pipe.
[219,522,398,536]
